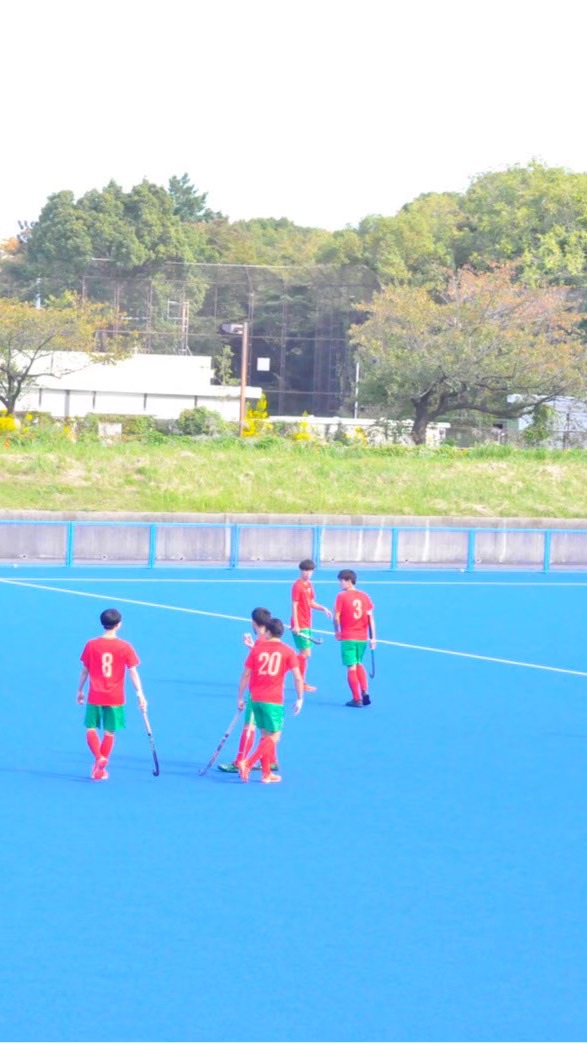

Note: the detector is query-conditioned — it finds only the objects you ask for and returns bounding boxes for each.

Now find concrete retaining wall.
[1,513,587,569]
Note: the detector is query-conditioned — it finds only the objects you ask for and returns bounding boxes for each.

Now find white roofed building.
[15,351,262,422]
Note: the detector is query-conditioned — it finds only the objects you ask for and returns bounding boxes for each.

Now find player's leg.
[215,700,255,767]
[239,704,284,781]
[253,703,284,781]
[235,697,256,765]
[219,698,257,772]
[341,642,363,706]
[293,630,315,691]
[356,644,370,705]
[84,704,104,778]
[94,707,126,780]
[260,727,282,783]
[242,729,272,774]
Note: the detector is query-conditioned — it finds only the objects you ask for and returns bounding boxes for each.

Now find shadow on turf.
[0,766,94,783]
[545,731,587,740]
[150,678,234,692]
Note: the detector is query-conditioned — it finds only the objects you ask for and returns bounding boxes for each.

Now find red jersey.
[335,589,374,641]
[245,639,299,704]
[81,636,140,706]
[291,578,315,630]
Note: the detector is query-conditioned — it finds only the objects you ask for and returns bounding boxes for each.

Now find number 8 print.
[101,652,113,678]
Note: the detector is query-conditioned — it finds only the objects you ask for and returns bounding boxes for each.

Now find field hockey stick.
[140,706,160,777]
[198,709,243,776]
[368,621,376,680]
[289,626,323,645]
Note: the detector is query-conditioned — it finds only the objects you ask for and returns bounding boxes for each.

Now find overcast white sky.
[2,0,587,239]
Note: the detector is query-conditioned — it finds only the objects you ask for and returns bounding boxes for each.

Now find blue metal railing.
[0,519,587,571]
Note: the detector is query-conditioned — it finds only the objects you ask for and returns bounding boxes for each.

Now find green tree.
[339,194,465,288]
[460,162,587,285]
[168,174,222,223]
[351,265,586,444]
[205,217,336,266]
[0,296,126,414]
[16,179,211,294]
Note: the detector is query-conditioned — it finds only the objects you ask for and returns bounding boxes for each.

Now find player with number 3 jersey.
[334,569,376,708]
[77,608,146,781]
[237,617,304,784]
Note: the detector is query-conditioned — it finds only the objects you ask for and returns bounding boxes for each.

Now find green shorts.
[84,704,126,732]
[340,640,367,667]
[292,629,312,652]
[251,701,285,733]
[244,695,255,727]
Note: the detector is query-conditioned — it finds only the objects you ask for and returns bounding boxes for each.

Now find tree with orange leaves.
[350,265,586,444]
[0,295,131,415]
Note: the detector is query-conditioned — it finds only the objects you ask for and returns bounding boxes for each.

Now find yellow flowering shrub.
[0,412,17,433]
[243,394,273,437]
[291,414,313,442]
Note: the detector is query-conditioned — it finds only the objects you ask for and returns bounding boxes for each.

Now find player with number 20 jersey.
[237,617,304,784]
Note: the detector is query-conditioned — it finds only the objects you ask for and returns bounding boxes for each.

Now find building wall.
[15,351,261,421]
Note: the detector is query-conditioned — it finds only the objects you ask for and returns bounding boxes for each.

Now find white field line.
[2,576,586,679]
[1,575,587,588]
[0,578,249,624]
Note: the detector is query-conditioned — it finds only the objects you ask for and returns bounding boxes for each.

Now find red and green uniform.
[245,639,299,733]
[243,633,270,726]
[335,588,374,666]
[81,636,139,732]
[291,578,315,651]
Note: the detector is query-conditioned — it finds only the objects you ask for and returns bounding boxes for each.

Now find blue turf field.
[1,566,587,1043]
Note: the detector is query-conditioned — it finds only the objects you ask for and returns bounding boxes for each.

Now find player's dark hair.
[299,559,316,571]
[100,608,122,630]
[266,617,285,637]
[337,569,357,585]
[251,607,271,626]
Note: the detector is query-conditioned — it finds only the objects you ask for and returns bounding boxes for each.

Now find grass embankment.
[1,439,586,517]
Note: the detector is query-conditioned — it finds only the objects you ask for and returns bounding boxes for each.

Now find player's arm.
[367,611,376,648]
[237,667,251,711]
[333,607,342,640]
[291,665,304,715]
[291,595,301,633]
[311,599,332,620]
[77,666,89,704]
[129,666,147,710]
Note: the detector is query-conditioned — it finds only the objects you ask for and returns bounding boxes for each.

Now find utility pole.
[239,320,250,437]
[220,321,250,437]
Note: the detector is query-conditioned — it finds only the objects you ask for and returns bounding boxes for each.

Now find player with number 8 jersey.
[77,608,146,781]
[236,617,304,784]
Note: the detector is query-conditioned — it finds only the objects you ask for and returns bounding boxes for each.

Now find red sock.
[297,655,307,680]
[357,663,368,693]
[86,730,101,758]
[100,733,114,760]
[247,735,272,769]
[261,737,276,776]
[236,725,255,764]
[347,668,361,702]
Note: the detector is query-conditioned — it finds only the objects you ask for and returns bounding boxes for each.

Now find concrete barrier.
[0,522,67,562]
[1,513,587,570]
[73,524,151,564]
[155,524,231,564]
